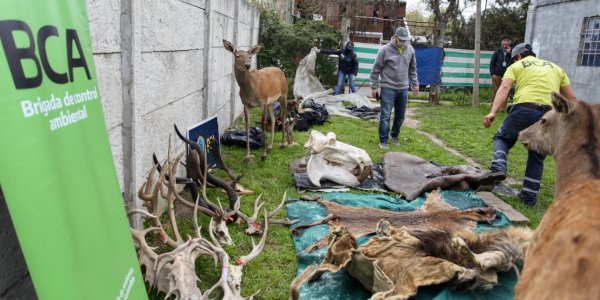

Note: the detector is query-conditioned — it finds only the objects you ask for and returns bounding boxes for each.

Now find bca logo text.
[0,20,92,90]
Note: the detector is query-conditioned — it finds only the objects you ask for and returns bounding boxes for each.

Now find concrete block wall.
[87,0,259,224]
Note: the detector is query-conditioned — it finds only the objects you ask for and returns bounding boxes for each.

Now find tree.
[447,0,529,50]
[405,10,435,38]
[252,2,341,97]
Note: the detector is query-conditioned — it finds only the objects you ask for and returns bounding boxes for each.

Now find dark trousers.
[491,75,506,111]
[490,104,547,202]
[378,88,408,144]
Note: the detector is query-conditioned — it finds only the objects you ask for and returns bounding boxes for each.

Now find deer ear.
[249,44,263,55]
[223,39,235,53]
[551,92,573,115]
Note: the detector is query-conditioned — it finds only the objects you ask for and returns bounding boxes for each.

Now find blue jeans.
[378,88,408,144]
[490,104,547,203]
[334,71,357,95]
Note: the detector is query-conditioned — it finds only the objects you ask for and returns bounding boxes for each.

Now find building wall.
[525,0,599,103]
[87,0,259,223]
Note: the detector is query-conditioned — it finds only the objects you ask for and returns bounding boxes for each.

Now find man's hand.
[412,86,419,97]
[372,88,380,101]
[483,112,496,128]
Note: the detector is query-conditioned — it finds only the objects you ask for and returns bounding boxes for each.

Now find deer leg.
[267,104,275,152]
[280,97,288,147]
[243,106,252,164]
[261,105,268,161]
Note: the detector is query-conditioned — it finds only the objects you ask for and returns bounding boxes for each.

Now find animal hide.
[294,189,497,252]
[291,223,532,300]
[382,152,486,200]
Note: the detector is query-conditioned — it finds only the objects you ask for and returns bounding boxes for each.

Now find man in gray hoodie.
[370,26,419,150]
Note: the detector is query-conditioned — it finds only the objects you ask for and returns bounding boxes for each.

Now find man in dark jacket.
[316,41,359,95]
[489,38,511,111]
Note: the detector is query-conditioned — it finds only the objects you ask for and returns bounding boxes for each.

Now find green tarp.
[287,190,515,300]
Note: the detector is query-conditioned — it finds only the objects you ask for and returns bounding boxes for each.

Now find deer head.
[223,39,262,71]
[519,92,578,156]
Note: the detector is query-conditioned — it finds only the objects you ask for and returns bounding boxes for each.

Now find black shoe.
[518,192,537,207]
[478,171,506,186]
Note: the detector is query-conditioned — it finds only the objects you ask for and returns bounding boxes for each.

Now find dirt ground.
[404,107,480,167]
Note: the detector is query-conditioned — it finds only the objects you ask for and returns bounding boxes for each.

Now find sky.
[406,0,479,19]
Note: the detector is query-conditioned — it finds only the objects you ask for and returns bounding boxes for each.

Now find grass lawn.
[149,98,554,299]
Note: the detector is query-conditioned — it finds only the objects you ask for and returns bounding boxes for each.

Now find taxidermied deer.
[223,39,289,163]
[516,93,600,300]
[131,137,269,299]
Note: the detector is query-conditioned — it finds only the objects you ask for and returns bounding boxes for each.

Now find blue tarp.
[415,47,444,86]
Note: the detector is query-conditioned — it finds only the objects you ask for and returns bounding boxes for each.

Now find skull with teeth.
[304,130,373,187]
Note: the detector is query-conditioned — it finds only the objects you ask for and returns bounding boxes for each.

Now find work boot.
[518,192,537,207]
[478,171,506,186]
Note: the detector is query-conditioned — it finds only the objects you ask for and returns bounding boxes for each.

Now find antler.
[153,132,236,246]
[237,210,269,266]
[236,191,299,235]
[203,210,269,299]
[174,124,240,213]
[130,128,275,299]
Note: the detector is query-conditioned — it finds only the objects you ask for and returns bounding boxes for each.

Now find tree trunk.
[472,0,481,108]
[429,21,446,105]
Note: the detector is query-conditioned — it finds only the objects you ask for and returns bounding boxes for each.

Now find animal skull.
[304,130,373,187]
[211,218,234,246]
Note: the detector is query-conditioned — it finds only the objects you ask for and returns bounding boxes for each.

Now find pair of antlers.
[130,135,269,299]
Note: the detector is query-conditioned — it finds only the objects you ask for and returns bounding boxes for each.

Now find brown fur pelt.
[294,188,497,252]
[290,223,533,299]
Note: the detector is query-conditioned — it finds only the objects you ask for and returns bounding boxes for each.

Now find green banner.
[0,2,146,299]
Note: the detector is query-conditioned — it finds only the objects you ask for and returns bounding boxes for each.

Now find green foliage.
[447,1,528,50]
[254,4,340,97]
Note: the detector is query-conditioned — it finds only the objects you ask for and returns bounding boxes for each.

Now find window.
[578,16,600,66]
